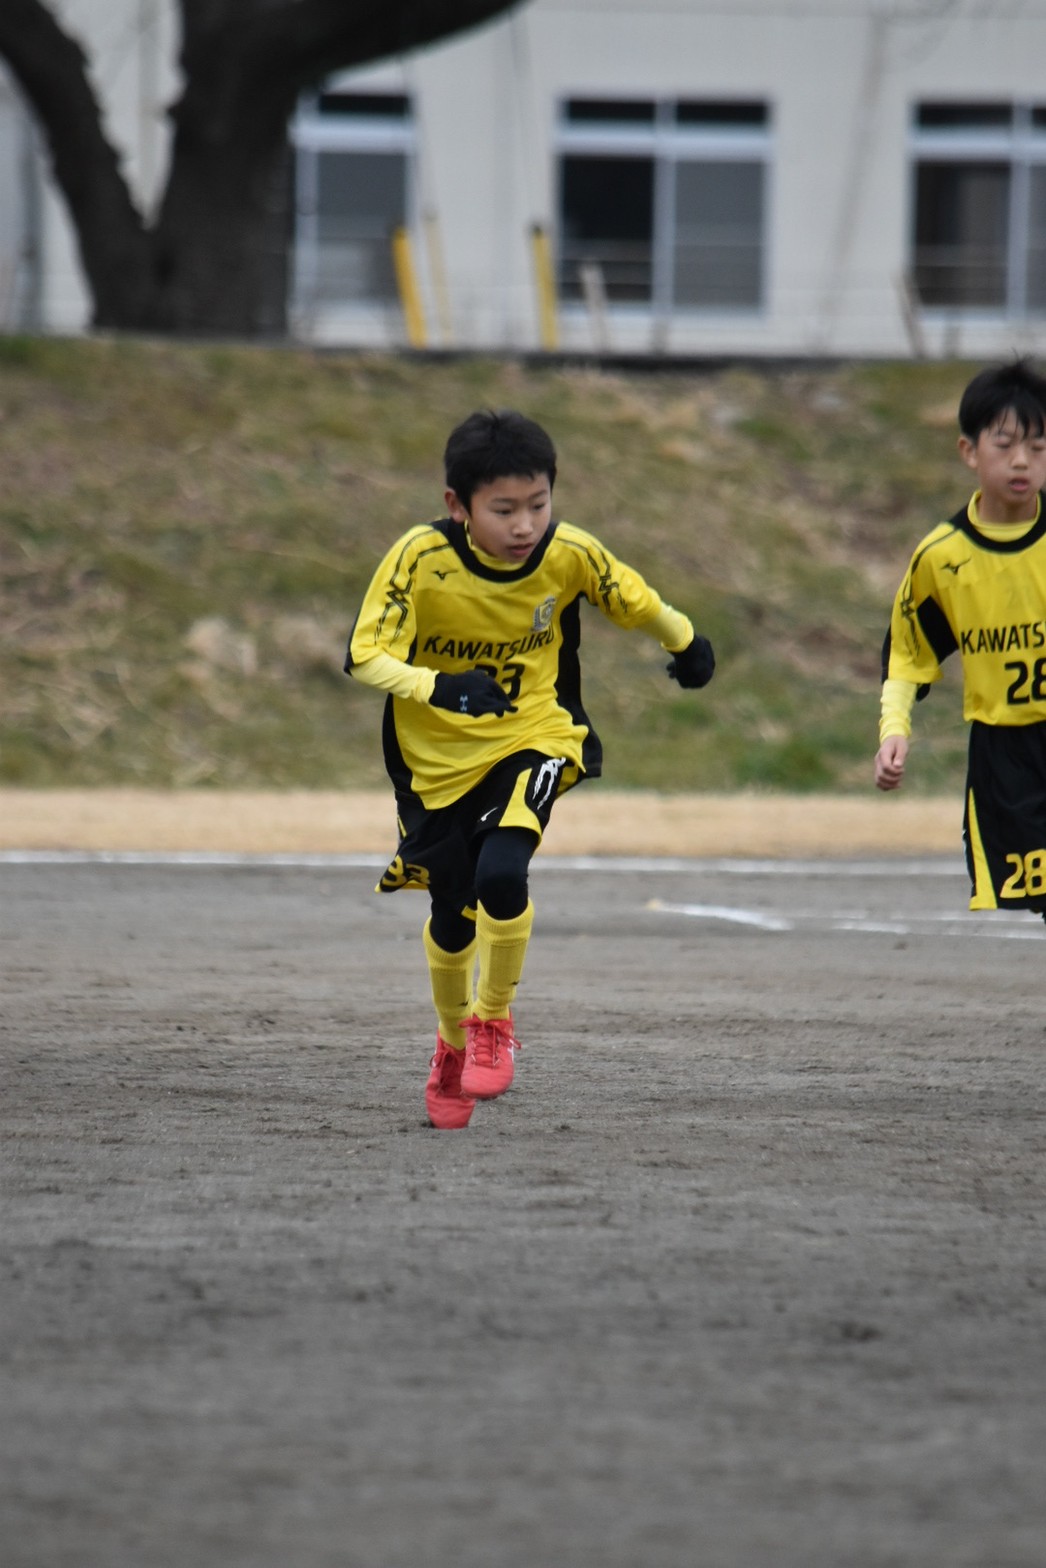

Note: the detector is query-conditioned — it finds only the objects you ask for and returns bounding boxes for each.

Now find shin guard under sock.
[423,918,476,1050]
[474,900,534,1020]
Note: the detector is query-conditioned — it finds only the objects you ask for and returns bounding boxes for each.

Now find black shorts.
[376,750,578,911]
[963,720,1046,911]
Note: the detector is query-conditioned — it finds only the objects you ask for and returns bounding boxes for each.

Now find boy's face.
[959,413,1046,522]
[445,473,553,564]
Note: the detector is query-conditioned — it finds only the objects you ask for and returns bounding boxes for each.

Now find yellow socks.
[474,901,534,1021]
[422,919,475,1050]
[423,901,535,1040]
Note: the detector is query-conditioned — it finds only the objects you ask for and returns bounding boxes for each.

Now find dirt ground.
[0,785,962,857]
[4,793,1046,1567]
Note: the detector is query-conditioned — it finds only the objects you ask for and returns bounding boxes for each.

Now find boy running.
[345,409,715,1129]
[876,358,1046,920]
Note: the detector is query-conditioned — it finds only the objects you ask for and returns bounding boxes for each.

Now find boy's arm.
[874,677,918,791]
[348,648,515,716]
[560,525,715,686]
[879,676,917,744]
[348,648,438,703]
[875,540,942,791]
[647,603,716,689]
[646,603,694,652]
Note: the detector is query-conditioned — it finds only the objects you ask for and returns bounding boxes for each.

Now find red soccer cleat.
[425,1034,476,1130]
[460,1015,519,1100]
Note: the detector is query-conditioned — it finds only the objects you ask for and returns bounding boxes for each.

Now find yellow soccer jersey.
[885,492,1046,725]
[347,517,669,807]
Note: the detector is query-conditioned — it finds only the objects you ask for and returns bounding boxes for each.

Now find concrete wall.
[0,73,40,330]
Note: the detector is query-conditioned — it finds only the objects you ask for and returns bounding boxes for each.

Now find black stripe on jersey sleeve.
[343,618,419,673]
[915,595,958,664]
[880,626,930,701]
[344,525,457,667]
[553,530,623,612]
[375,531,457,642]
[344,611,360,673]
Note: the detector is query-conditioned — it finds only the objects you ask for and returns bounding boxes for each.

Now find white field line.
[0,849,963,876]
[3,849,1039,939]
[647,897,1045,941]
[543,855,966,878]
[646,898,793,931]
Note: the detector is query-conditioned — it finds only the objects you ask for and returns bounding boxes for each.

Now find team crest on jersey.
[531,596,556,632]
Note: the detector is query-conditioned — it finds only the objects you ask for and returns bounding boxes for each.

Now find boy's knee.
[474,829,534,920]
[475,862,529,920]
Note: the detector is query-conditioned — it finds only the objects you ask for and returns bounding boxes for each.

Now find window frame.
[909,101,1046,317]
[555,96,772,323]
[291,90,418,315]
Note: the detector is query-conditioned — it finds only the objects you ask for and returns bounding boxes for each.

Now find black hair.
[443,409,557,508]
[958,356,1046,440]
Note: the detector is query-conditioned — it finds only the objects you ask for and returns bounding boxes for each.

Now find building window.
[292,91,414,309]
[556,98,770,312]
[911,102,1046,312]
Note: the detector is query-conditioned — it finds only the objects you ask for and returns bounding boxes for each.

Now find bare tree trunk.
[136,3,300,333]
[0,0,158,325]
[127,127,293,336]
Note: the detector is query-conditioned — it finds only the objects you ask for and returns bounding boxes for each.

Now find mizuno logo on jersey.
[960,621,1046,654]
[943,558,971,575]
[421,628,555,660]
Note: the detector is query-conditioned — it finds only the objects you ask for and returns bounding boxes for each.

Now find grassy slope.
[0,336,974,793]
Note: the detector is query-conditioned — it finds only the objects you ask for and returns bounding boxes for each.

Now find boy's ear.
[958,433,978,472]
[445,487,468,522]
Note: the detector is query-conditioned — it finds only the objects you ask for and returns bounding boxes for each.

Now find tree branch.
[179,0,526,103]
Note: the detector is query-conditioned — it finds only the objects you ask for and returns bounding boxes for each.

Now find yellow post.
[423,210,453,347]
[391,226,427,348]
[530,223,559,351]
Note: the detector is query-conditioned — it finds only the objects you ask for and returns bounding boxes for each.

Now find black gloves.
[429,639,712,716]
[666,635,715,689]
[430,670,517,716]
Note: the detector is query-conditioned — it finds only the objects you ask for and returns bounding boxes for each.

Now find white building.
[4,0,1046,359]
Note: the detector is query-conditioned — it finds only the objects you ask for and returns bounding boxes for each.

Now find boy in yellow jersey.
[345,409,715,1129]
[876,358,1046,921]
